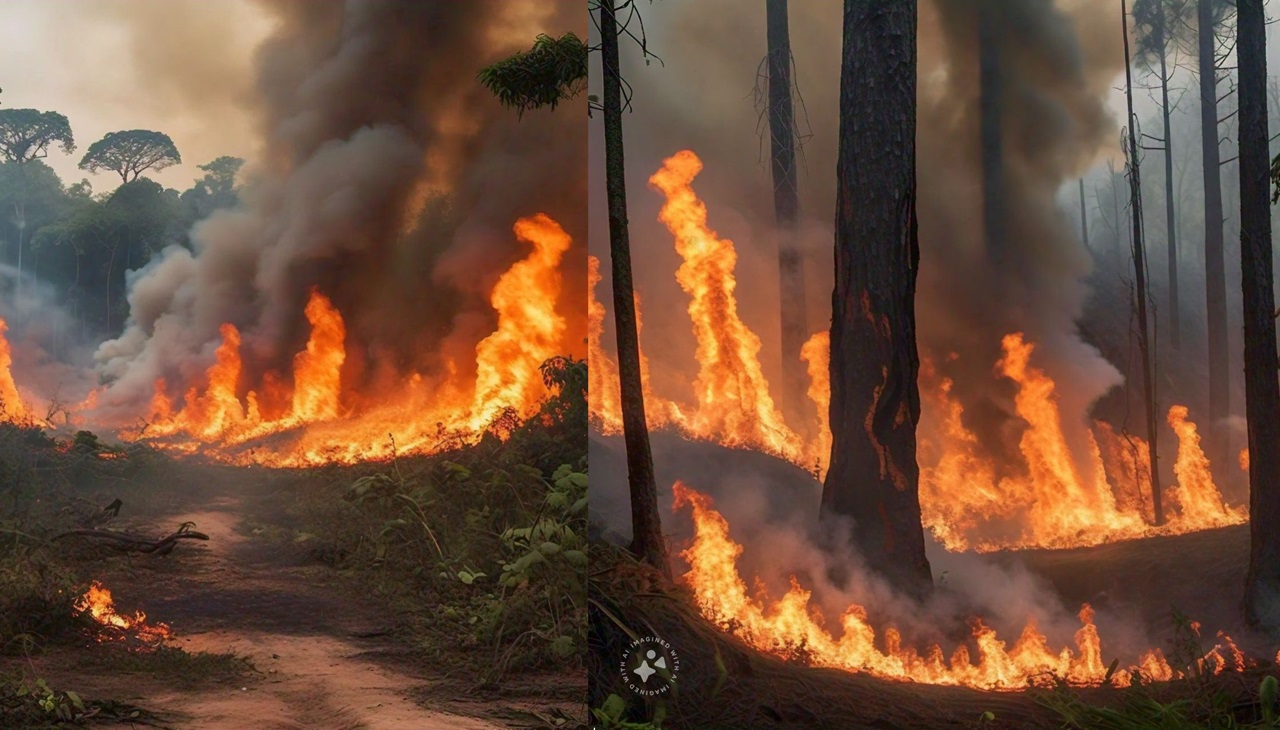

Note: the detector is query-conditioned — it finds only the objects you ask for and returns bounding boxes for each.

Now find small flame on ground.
[74,581,172,646]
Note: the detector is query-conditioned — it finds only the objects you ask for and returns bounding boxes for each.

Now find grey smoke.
[93,0,586,417]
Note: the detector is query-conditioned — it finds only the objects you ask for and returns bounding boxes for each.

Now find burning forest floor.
[588,432,1280,729]
[0,416,588,730]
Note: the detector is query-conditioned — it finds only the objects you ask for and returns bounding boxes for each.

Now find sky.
[0,0,276,195]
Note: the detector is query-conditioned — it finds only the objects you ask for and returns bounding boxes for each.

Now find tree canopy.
[78,129,181,184]
[477,33,588,116]
[0,109,75,164]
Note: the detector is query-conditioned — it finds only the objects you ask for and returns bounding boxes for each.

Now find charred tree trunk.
[1237,0,1280,628]
[599,0,669,577]
[1200,0,1229,467]
[1122,0,1164,525]
[1158,26,1180,351]
[978,2,1005,265]
[823,0,931,599]
[766,0,808,417]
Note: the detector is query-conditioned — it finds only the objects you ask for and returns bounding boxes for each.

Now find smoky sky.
[93,0,586,416]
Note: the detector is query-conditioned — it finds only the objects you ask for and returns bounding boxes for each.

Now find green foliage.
[592,694,664,730]
[478,33,588,116]
[0,109,75,163]
[78,129,181,184]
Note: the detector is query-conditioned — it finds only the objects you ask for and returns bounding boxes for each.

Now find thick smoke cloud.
[93,0,586,416]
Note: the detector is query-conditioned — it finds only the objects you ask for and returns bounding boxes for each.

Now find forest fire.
[588,150,1247,553]
[0,214,573,467]
[134,213,571,465]
[74,581,172,647]
[673,481,1251,690]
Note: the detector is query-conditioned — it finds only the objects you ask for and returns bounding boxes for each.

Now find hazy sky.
[0,0,276,195]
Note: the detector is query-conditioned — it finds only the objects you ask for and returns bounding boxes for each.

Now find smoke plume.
[93,0,586,417]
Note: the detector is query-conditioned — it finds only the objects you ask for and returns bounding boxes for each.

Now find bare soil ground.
[10,469,578,729]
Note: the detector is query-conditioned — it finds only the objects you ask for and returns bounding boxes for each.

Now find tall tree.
[0,108,74,282]
[597,1,668,576]
[1239,0,1280,628]
[1133,0,1191,350]
[765,0,808,412]
[1198,0,1229,467]
[478,24,670,571]
[1122,0,1164,525]
[78,130,181,185]
[823,0,931,598]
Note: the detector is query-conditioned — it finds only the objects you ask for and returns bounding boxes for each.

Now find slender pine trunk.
[1159,39,1180,350]
[1122,0,1164,525]
[766,0,808,419]
[599,0,669,577]
[1200,0,1229,467]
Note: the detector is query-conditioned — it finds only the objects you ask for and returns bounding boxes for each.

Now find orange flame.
[116,213,573,465]
[669,480,1257,689]
[75,581,172,646]
[0,318,27,421]
[648,150,801,460]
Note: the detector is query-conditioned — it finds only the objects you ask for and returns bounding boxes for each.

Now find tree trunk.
[1158,33,1180,351]
[1200,0,1229,467]
[1237,0,1280,628]
[1122,0,1164,525]
[766,0,808,420]
[1079,178,1089,253]
[978,2,1005,265]
[823,0,931,599]
[599,0,669,578]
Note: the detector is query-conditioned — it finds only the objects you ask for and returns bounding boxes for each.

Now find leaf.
[563,549,587,567]
[538,541,561,556]
[549,634,575,657]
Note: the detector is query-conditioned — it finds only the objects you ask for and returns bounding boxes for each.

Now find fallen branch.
[53,523,209,556]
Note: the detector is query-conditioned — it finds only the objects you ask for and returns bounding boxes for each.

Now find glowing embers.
[75,581,172,648]
[134,213,572,466]
[672,481,1252,690]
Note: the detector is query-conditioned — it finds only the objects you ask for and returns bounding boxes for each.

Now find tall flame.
[586,151,1246,552]
[648,150,801,460]
[0,317,28,421]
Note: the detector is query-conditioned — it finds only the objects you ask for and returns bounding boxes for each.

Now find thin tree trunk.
[979,2,1005,265]
[1079,178,1090,254]
[1159,38,1180,350]
[1200,0,1229,467]
[599,0,669,577]
[823,0,931,599]
[766,0,808,418]
[1237,0,1280,628]
[1122,0,1164,525]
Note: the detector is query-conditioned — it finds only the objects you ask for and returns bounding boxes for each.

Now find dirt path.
[30,493,510,730]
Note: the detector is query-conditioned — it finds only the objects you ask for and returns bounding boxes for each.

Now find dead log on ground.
[53,522,209,556]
